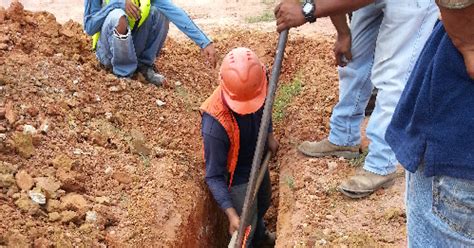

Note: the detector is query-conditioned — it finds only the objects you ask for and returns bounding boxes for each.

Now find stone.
[23,125,37,135]
[51,155,73,171]
[155,99,166,107]
[5,101,16,125]
[48,212,61,222]
[28,191,46,205]
[60,210,79,223]
[35,177,61,197]
[15,170,34,191]
[46,199,61,213]
[85,211,97,223]
[0,161,18,174]
[26,106,39,117]
[0,173,15,188]
[56,168,85,193]
[61,193,88,212]
[12,132,35,158]
[112,171,132,184]
[39,120,49,134]
[15,195,40,215]
[95,196,111,205]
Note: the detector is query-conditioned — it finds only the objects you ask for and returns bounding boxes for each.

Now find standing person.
[275,0,438,198]
[386,1,474,246]
[84,0,217,86]
[201,48,278,246]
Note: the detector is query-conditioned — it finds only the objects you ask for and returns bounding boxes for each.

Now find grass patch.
[284,175,295,190]
[349,149,368,167]
[245,10,275,23]
[273,76,303,122]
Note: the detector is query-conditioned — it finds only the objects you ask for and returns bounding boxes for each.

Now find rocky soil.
[0,2,405,247]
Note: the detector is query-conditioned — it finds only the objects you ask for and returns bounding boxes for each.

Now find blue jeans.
[406,167,474,247]
[96,7,169,77]
[328,0,438,175]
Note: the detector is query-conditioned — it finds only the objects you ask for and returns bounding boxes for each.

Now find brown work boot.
[339,169,396,199]
[298,138,360,159]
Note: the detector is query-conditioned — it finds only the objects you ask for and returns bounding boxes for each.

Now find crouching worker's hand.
[202,43,217,69]
[268,133,279,156]
[225,208,241,235]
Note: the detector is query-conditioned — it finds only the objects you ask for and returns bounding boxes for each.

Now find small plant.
[141,153,151,168]
[245,10,275,24]
[273,77,303,122]
[349,149,368,167]
[285,175,295,190]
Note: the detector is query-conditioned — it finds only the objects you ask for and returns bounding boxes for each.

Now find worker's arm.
[150,0,217,67]
[330,14,352,67]
[438,2,474,79]
[275,0,373,32]
[83,0,126,35]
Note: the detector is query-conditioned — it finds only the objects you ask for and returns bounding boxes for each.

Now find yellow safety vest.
[92,0,151,50]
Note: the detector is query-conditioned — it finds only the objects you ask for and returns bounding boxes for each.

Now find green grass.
[245,10,275,23]
[273,77,303,122]
[349,149,368,167]
[284,175,295,190]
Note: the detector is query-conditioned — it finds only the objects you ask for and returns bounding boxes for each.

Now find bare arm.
[275,0,373,32]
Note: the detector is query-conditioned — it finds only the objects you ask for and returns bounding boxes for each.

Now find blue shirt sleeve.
[84,0,126,35]
[151,0,212,49]
[202,113,234,210]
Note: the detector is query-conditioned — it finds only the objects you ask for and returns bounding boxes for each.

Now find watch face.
[303,3,313,14]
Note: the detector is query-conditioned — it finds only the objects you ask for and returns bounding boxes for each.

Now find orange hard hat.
[220,47,268,115]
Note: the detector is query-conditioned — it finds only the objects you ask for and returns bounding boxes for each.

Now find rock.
[5,101,16,125]
[327,161,338,172]
[48,212,61,222]
[15,170,34,191]
[6,230,30,248]
[156,99,166,107]
[39,120,49,134]
[15,195,40,215]
[0,161,18,174]
[23,125,37,135]
[112,171,132,184]
[56,168,85,193]
[35,177,61,198]
[130,129,151,156]
[34,237,52,248]
[61,193,88,212]
[51,155,73,171]
[0,173,15,188]
[12,132,35,158]
[60,210,79,223]
[95,196,111,205]
[26,106,39,117]
[28,191,46,205]
[108,86,121,92]
[86,211,97,223]
[46,199,61,213]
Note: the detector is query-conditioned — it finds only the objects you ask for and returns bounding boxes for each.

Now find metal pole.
[235,29,289,248]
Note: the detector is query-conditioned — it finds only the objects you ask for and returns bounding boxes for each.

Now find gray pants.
[230,170,272,247]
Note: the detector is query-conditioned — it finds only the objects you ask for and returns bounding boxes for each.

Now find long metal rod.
[235,29,289,248]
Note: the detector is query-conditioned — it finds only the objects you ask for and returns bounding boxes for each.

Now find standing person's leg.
[298,5,383,158]
[132,6,169,86]
[340,0,438,198]
[364,0,438,175]
[230,183,258,247]
[406,167,474,247]
[96,9,138,77]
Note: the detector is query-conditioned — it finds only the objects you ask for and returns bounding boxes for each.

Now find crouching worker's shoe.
[137,65,166,86]
[298,138,359,159]
[339,169,396,199]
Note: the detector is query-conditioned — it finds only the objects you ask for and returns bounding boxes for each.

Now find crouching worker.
[201,48,278,246]
[84,0,217,86]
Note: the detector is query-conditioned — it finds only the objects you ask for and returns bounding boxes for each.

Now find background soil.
[0,1,406,247]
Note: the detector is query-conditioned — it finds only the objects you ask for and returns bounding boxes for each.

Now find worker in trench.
[275,0,438,198]
[83,0,217,86]
[200,47,279,247]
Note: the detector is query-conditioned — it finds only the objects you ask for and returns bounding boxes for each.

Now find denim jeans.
[230,170,272,247]
[96,7,169,77]
[328,0,438,175]
[406,167,474,247]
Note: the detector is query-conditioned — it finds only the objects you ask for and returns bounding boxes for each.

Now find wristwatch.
[437,0,474,9]
[302,0,317,23]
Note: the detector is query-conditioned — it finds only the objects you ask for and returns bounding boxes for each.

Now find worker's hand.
[334,32,352,67]
[125,0,141,21]
[439,5,474,79]
[202,43,218,69]
[268,133,279,156]
[275,0,306,33]
[225,208,240,235]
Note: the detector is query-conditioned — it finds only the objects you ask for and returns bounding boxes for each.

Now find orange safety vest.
[200,86,240,187]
